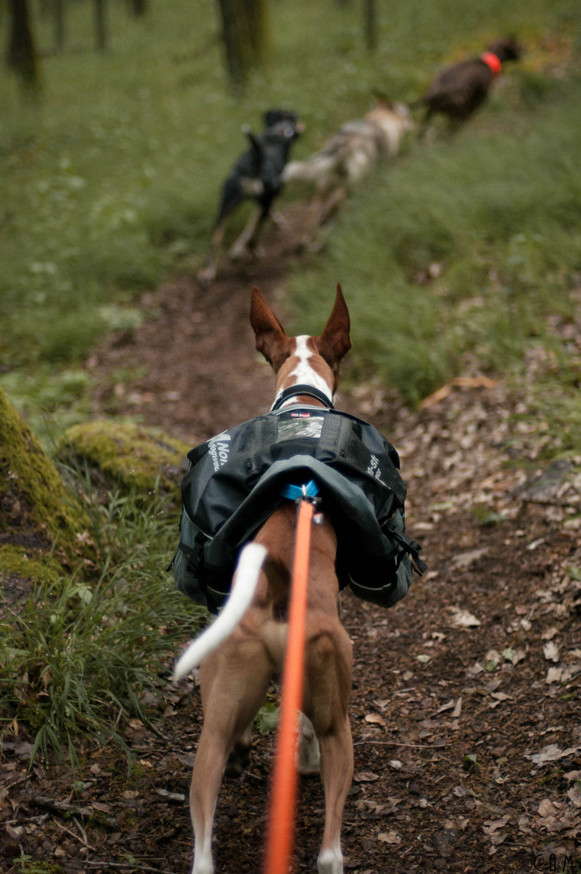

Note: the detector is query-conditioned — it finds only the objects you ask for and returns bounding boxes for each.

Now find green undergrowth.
[0,478,203,766]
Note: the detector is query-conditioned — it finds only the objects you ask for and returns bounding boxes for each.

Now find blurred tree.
[7,0,41,91]
[127,0,148,16]
[54,0,66,53]
[363,0,378,51]
[94,0,109,51]
[217,0,271,91]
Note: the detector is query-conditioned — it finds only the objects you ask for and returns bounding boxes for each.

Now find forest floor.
[2,205,580,874]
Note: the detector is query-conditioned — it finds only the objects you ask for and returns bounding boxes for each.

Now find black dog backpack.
[171,404,425,614]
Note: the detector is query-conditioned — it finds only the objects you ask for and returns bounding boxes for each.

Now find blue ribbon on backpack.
[280,480,320,501]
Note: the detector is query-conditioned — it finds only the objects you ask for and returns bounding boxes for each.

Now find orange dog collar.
[481,51,502,75]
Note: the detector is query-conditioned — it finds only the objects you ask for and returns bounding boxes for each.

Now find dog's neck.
[480,51,502,75]
[271,335,335,411]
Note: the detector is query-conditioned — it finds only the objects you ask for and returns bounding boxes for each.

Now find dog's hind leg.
[197,217,229,284]
[189,638,272,874]
[297,713,321,776]
[305,623,353,874]
[316,710,353,874]
[228,204,264,261]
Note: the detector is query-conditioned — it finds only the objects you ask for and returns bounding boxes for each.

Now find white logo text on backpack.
[208,432,232,471]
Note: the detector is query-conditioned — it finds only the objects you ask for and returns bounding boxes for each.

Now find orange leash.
[263,495,315,874]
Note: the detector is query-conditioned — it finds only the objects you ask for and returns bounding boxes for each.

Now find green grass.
[0,476,203,764]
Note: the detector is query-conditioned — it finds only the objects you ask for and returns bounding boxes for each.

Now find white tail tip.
[173,543,267,682]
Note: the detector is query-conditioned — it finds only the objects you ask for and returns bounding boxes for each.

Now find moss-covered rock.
[0,544,62,588]
[55,420,190,497]
[0,387,90,565]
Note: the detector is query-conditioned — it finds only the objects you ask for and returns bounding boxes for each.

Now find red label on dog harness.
[480,52,502,75]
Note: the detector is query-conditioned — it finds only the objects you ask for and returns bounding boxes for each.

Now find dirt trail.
[2,205,580,873]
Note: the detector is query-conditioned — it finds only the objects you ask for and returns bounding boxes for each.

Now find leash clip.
[281,479,322,508]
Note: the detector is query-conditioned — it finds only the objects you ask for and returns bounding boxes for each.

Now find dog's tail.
[172,543,267,682]
[283,154,337,185]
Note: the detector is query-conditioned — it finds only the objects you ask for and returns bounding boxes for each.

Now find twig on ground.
[53,817,97,852]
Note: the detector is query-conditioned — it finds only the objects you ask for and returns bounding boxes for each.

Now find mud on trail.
[2,206,580,874]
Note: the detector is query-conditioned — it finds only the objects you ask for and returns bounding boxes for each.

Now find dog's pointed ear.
[316,283,351,371]
[250,286,292,372]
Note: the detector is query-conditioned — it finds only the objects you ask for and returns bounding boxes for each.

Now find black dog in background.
[416,37,522,134]
[198,109,304,283]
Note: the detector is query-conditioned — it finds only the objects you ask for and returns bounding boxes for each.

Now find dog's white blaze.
[173,543,267,681]
[274,335,333,408]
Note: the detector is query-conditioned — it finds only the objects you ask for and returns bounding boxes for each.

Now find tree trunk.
[363,0,378,52]
[94,0,109,51]
[242,0,271,67]
[216,0,270,92]
[7,0,41,91]
[128,0,148,16]
[54,0,66,53]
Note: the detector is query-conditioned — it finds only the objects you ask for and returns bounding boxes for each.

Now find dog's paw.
[197,265,216,285]
[317,848,344,874]
[228,242,249,262]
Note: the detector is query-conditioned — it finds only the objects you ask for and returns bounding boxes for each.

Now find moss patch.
[0,388,90,560]
[0,545,62,584]
[55,420,189,496]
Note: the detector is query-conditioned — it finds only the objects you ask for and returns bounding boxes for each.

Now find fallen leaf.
[490,692,511,702]
[482,815,510,835]
[567,785,581,808]
[450,550,489,571]
[538,798,559,817]
[364,712,386,726]
[452,697,463,718]
[450,608,481,628]
[420,376,497,409]
[526,744,581,766]
[377,830,401,845]
[354,771,380,783]
[518,815,532,834]
[543,641,560,663]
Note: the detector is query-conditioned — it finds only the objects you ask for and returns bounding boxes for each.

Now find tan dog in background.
[283,98,414,239]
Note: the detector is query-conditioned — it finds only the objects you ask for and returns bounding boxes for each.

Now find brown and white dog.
[283,99,414,238]
[174,285,354,874]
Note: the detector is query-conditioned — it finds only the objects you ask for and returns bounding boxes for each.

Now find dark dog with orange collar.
[415,37,522,134]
